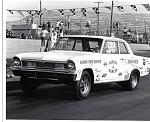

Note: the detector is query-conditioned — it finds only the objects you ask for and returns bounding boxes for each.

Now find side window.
[119,42,129,54]
[89,41,99,48]
[74,39,83,51]
[102,41,119,54]
[89,41,100,52]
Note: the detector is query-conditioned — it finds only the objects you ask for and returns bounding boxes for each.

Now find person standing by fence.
[51,28,57,48]
[41,23,47,46]
[44,21,64,51]
[44,23,54,51]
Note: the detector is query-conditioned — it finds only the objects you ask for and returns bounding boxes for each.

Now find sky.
[6,0,150,21]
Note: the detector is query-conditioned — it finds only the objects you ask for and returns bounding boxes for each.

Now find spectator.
[47,21,51,32]
[123,27,128,35]
[56,20,60,28]
[41,23,47,46]
[59,21,64,37]
[51,28,57,48]
[60,28,63,37]
[44,24,53,51]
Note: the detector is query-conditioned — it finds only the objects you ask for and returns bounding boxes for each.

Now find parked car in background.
[6,29,12,38]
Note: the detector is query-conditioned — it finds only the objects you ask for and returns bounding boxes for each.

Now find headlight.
[67,60,75,70]
[13,58,21,66]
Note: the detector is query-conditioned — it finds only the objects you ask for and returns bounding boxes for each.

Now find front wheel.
[75,71,91,100]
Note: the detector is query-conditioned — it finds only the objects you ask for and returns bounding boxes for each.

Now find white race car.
[12,35,150,99]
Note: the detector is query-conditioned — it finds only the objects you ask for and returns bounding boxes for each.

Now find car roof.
[62,35,125,42]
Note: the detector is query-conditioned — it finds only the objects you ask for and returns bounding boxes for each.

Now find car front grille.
[22,60,65,69]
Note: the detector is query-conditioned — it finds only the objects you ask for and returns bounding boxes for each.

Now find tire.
[75,71,91,100]
[20,76,40,96]
[119,72,139,91]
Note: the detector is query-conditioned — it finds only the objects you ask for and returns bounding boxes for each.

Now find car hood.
[15,50,92,62]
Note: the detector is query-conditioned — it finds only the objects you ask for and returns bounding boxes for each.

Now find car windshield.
[52,37,103,53]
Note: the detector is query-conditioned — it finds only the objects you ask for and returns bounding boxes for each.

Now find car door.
[119,41,146,79]
[118,41,132,81]
[100,40,123,82]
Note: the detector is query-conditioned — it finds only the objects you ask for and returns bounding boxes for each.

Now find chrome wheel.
[76,71,91,100]
[131,74,138,88]
[128,72,139,91]
[80,76,91,95]
[118,72,139,91]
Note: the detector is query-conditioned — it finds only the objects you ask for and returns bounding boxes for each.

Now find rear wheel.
[20,76,40,96]
[75,71,91,100]
[119,72,139,91]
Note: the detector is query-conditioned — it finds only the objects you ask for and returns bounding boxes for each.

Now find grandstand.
[6,8,150,42]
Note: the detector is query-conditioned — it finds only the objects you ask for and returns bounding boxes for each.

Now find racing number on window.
[102,41,119,54]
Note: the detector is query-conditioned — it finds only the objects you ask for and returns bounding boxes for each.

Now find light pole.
[94,2,103,36]
[64,14,74,34]
[68,15,70,33]
[144,21,147,34]
[39,0,42,26]
[135,18,138,43]
[144,21,148,43]
[20,14,21,38]
[110,0,114,37]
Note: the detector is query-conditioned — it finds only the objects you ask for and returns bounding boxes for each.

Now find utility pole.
[20,15,21,38]
[80,19,82,34]
[110,0,114,37]
[144,21,147,34]
[66,14,74,34]
[68,15,70,33]
[94,2,103,36]
[39,0,42,26]
[144,21,148,43]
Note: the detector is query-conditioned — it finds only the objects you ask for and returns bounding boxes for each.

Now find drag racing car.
[12,35,150,99]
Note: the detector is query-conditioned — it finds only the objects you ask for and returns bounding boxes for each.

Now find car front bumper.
[12,68,77,84]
